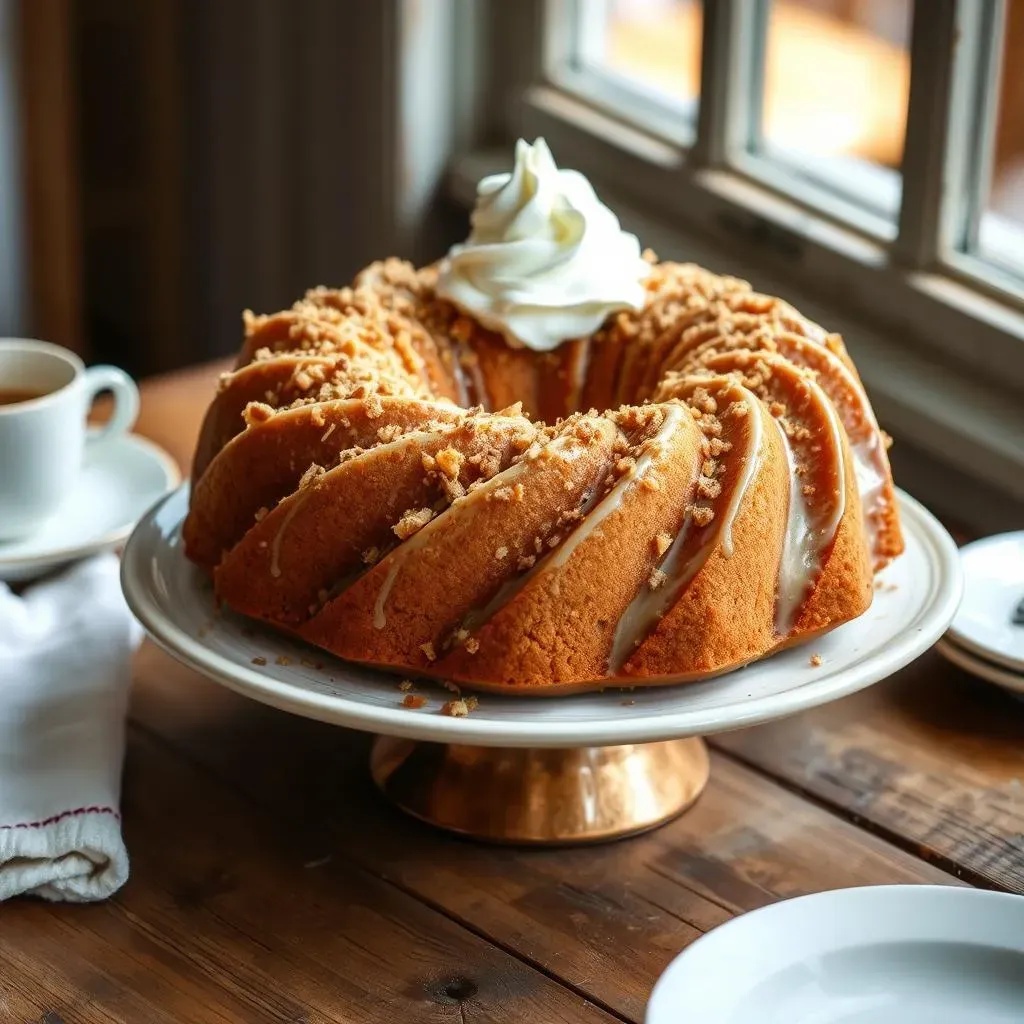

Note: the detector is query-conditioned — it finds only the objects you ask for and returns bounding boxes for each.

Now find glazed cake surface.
[184,257,903,694]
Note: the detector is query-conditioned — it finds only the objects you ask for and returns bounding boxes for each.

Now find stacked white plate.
[938,531,1024,699]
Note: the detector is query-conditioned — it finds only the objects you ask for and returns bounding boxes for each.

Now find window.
[561,0,703,138]
[493,0,1024,388]
[748,0,912,226]
[960,0,1024,287]
[457,0,1024,517]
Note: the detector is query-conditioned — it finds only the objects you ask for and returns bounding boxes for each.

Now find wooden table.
[4,363,1023,1023]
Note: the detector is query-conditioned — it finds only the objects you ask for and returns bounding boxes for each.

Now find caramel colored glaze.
[665,351,873,641]
[298,417,619,671]
[621,383,790,679]
[437,403,703,689]
[681,332,901,568]
[184,398,461,570]
[213,415,537,627]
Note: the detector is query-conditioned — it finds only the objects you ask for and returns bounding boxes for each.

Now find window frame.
[485,0,1024,397]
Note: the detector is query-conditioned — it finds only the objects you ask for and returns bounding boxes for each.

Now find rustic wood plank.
[128,646,956,1024]
[1,725,616,1024]
[715,651,1024,893]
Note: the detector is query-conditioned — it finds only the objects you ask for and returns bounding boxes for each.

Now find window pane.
[975,0,1024,278]
[572,0,702,111]
[752,0,912,218]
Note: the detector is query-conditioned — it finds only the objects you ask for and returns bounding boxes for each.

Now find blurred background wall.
[2,0,471,375]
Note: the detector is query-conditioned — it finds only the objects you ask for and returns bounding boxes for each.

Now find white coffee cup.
[0,339,139,541]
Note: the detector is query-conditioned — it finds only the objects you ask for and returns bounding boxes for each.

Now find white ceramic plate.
[937,636,1024,698]
[646,885,1024,1024]
[121,487,961,748]
[946,532,1024,674]
[0,434,180,583]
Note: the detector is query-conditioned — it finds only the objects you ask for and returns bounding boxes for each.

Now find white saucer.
[0,434,180,583]
[647,885,1024,1024]
[937,636,1024,698]
[947,532,1024,674]
[121,487,962,748]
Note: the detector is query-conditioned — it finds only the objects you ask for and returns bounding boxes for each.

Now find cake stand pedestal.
[122,487,962,847]
[370,737,710,843]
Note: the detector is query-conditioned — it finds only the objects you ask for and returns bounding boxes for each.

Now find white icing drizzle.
[271,429,441,589]
[608,386,763,673]
[772,380,847,636]
[814,380,848,547]
[773,421,814,635]
[852,430,887,553]
[785,338,889,559]
[451,478,609,641]
[719,390,763,557]
[269,491,311,579]
[549,406,685,570]
[447,405,684,649]
[608,515,697,674]
[373,526,432,628]
[371,429,589,630]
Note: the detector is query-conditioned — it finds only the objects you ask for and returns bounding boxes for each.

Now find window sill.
[447,148,1024,532]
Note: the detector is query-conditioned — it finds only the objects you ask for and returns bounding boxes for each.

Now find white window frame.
[446,0,1024,518]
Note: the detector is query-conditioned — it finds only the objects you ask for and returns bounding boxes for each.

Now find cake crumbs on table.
[251,656,267,666]
[402,694,428,709]
[809,654,822,667]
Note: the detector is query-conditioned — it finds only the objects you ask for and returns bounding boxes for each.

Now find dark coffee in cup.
[0,388,49,406]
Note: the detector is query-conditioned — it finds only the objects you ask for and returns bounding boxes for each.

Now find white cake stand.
[122,487,962,844]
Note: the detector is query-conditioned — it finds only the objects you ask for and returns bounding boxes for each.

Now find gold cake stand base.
[370,736,710,845]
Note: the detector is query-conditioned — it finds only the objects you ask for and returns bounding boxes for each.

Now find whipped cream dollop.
[437,138,651,351]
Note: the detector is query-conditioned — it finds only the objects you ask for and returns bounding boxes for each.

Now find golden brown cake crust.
[184,257,902,693]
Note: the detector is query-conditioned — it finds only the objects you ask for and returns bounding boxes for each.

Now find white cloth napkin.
[0,554,142,901]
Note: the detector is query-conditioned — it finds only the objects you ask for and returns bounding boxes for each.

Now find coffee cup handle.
[84,365,140,445]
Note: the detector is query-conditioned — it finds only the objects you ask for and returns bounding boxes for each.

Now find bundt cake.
[184,138,902,694]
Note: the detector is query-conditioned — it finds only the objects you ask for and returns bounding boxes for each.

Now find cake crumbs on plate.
[442,695,479,717]
[275,655,292,666]
[402,694,428,709]
[809,654,822,667]
[621,698,636,706]
[398,679,415,692]
[251,656,267,666]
